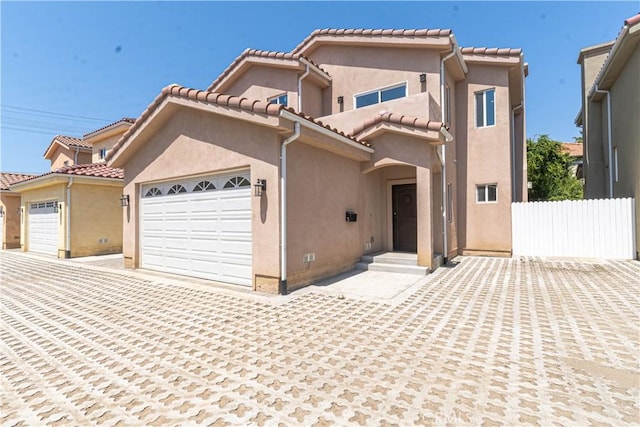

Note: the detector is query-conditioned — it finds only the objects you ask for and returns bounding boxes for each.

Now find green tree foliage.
[527,134,583,201]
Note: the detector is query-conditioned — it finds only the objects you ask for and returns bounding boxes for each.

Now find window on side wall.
[476,184,497,203]
[355,82,407,109]
[475,88,495,127]
[268,93,288,106]
[99,148,107,160]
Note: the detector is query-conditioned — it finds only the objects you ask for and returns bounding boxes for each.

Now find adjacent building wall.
[1,193,22,249]
[50,148,92,170]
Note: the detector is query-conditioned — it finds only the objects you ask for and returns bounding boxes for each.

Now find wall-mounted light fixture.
[419,73,427,83]
[16,208,21,216]
[346,211,357,222]
[254,179,267,197]
[337,96,344,104]
[120,194,130,207]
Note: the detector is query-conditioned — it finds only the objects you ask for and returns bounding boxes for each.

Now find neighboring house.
[576,14,640,258]
[560,142,584,180]
[10,164,124,258]
[1,172,36,249]
[108,28,527,293]
[43,135,92,170]
[9,119,133,258]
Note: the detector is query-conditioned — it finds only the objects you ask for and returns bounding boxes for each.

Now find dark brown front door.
[392,184,417,252]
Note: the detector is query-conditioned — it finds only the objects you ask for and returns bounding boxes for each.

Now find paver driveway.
[1,251,639,426]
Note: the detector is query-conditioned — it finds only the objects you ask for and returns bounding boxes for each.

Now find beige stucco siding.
[50,147,92,170]
[120,107,282,289]
[455,65,512,255]
[19,183,67,256]
[92,134,124,163]
[1,193,22,249]
[70,183,123,257]
[224,66,299,110]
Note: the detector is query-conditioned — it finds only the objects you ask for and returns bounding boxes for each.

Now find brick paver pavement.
[1,251,639,426]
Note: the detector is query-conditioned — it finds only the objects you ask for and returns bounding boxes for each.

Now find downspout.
[297,64,311,112]
[594,86,613,197]
[511,103,523,202]
[65,177,73,258]
[74,146,80,165]
[279,122,301,294]
[439,38,457,264]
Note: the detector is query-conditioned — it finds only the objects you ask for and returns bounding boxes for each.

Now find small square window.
[476,184,497,203]
[268,93,288,106]
[475,88,495,127]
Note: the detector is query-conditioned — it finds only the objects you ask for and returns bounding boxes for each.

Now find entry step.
[361,252,418,266]
[355,261,428,275]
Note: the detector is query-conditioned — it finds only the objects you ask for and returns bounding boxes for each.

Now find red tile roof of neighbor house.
[561,143,584,158]
[625,13,640,26]
[460,47,522,56]
[108,84,370,161]
[207,49,329,91]
[352,112,445,136]
[53,135,93,149]
[0,172,37,191]
[12,164,124,186]
[292,28,452,53]
[83,117,136,138]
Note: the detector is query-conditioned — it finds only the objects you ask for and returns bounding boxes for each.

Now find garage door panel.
[141,173,252,286]
[28,202,59,255]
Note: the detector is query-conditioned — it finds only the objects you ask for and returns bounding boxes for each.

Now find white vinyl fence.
[512,198,636,259]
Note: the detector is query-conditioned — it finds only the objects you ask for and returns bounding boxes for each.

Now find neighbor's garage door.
[140,172,252,286]
[28,201,59,255]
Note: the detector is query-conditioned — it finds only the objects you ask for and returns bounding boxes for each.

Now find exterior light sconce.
[16,207,21,216]
[254,179,267,197]
[337,96,344,104]
[120,194,130,207]
[419,73,427,83]
[345,211,357,222]
[0,207,4,216]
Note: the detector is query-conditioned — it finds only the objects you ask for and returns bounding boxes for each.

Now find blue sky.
[1,1,638,174]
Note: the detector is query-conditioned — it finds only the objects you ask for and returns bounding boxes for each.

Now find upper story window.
[475,88,495,127]
[355,83,407,109]
[476,184,497,203]
[99,148,107,160]
[268,93,288,106]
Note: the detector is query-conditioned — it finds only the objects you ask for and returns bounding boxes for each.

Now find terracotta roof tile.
[625,13,640,26]
[1,172,37,191]
[561,143,584,158]
[352,112,444,136]
[54,135,92,149]
[83,117,136,138]
[108,84,369,162]
[207,49,329,91]
[12,163,123,186]
[460,47,522,56]
[292,28,452,54]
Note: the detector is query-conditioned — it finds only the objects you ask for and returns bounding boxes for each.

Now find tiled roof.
[625,13,640,26]
[561,143,584,158]
[108,84,369,161]
[1,172,37,191]
[83,118,136,138]
[207,48,328,91]
[352,112,445,136]
[12,163,123,187]
[54,135,92,149]
[292,28,452,54]
[460,47,522,56]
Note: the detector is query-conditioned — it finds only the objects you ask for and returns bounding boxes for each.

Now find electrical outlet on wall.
[364,242,372,251]
[303,253,316,262]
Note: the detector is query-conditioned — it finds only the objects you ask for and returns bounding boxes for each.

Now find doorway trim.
[386,178,416,252]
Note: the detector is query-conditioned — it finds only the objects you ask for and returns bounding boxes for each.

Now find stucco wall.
[1,193,22,249]
[455,64,512,255]
[92,133,125,163]
[120,107,282,290]
[224,66,300,110]
[70,183,123,257]
[19,183,67,256]
[610,47,640,256]
[50,148,92,170]
[285,141,364,289]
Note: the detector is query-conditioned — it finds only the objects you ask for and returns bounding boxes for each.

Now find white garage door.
[28,201,59,255]
[140,172,252,286]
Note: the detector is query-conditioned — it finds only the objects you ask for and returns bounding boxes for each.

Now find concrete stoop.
[355,252,433,275]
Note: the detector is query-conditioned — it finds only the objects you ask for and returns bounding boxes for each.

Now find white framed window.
[476,184,497,203]
[268,93,288,106]
[63,160,69,167]
[613,146,619,183]
[475,88,495,127]
[99,148,107,160]
[354,82,407,109]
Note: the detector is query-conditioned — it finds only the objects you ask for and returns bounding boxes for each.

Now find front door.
[392,184,417,252]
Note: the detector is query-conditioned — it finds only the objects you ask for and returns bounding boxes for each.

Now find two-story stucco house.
[108,28,527,294]
[576,14,640,258]
[11,119,132,258]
